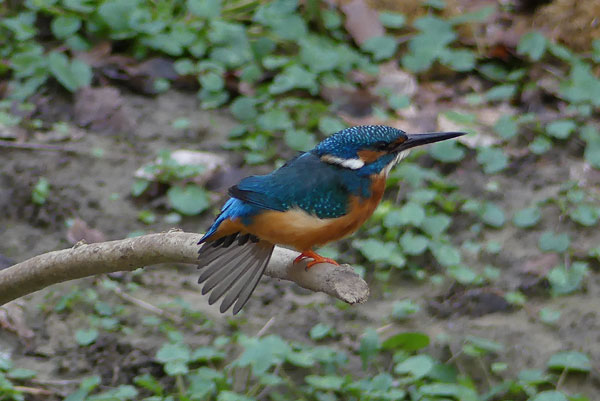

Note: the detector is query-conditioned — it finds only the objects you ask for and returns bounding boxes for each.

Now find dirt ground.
[1,89,600,399]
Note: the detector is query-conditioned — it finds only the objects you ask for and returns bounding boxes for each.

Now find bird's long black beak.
[395,132,467,151]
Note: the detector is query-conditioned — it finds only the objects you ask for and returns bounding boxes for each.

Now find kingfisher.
[197,125,465,314]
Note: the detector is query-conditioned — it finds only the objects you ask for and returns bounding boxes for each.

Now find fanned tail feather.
[197,232,274,314]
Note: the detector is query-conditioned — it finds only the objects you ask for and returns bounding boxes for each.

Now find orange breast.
[211,174,387,251]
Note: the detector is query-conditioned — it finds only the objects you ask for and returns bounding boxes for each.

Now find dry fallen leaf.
[66,218,107,245]
[0,301,34,341]
[374,61,418,98]
[74,87,135,134]
[341,0,384,45]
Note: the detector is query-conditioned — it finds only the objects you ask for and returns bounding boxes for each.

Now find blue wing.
[228,152,372,219]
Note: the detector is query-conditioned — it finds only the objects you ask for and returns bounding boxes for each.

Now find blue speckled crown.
[312,125,407,158]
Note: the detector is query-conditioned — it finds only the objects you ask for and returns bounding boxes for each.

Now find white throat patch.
[321,154,364,170]
[383,150,409,176]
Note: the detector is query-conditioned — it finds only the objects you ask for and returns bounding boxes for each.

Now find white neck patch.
[383,150,409,176]
[321,155,365,170]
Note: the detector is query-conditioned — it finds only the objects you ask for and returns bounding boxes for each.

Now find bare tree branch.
[0,231,369,308]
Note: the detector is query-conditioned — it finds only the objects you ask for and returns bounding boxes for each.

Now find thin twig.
[110,285,184,324]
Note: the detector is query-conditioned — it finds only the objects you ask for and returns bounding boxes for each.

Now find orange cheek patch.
[392,137,406,148]
[357,149,386,163]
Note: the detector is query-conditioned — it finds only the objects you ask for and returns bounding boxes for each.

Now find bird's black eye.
[372,141,389,151]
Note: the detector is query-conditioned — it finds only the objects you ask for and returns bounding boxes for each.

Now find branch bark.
[0,231,369,307]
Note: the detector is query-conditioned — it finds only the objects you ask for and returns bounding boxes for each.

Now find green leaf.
[439,48,476,72]
[319,116,346,135]
[493,115,519,139]
[547,351,591,372]
[381,332,429,351]
[257,109,293,131]
[447,265,479,284]
[51,15,81,39]
[361,36,398,61]
[217,391,255,401]
[569,204,599,226]
[75,329,98,346]
[485,84,516,102]
[517,31,547,61]
[548,262,588,296]
[394,355,435,379]
[400,232,429,255]
[391,300,420,320]
[529,136,552,154]
[353,239,405,267]
[480,202,505,227]
[230,97,258,121]
[513,206,541,228]
[559,63,600,106]
[422,214,451,237]
[546,119,576,139]
[309,323,333,341]
[305,375,345,391]
[269,65,318,95]
[167,185,210,215]
[48,52,92,92]
[32,177,50,205]
[385,202,425,227]
[477,147,508,174]
[359,328,380,367]
[7,368,37,380]
[379,12,406,28]
[429,140,465,162]
[237,335,290,376]
[539,307,561,324]
[449,5,495,24]
[530,391,568,401]
[538,231,570,253]
[156,342,191,364]
[187,0,221,18]
[431,243,461,267]
[284,129,317,151]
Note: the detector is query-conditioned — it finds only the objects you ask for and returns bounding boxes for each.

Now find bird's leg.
[294,250,340,270]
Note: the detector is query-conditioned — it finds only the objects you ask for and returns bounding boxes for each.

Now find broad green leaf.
[569,204,599,226]
[51,15,81,39]
[257,109,293,131]
[429,140,465,162]
[237,335,290,376]
[75,329,98,346]
[230,97,258,121]
[477,147,508,174]
[529,135,552,154]
[548,262,588,296]
[422,214,451,237]
[391,300,420,320]
[480,202,505,227]
[284,129,317,151]
[547,351,591,372]
[217,391,255,401]
[32,177,50,205]
[269,65,318,95]
[530,391,568,401]
[560,63,600,106]
[431,243,461,267]
[305,375,345,391]
[448,265,479,284]
[539,307,561,324]
[381,332,429,351]
[394,355,435,379]
[48,52,92,92]
[379,12,406,28]
[309,323,333,341]
[493,115,519,139]
[385,202,425,227]
[167,185,210,215]
[156,342,191,364]
[359,328,380,367]
[485,84,516,102]
[538,231,570,253]
[517,31,547,61]
[546,119,576,139]
[361,35,398,61]
[187,0,221,18]
[513,206,541,228]
[400,232,428,255]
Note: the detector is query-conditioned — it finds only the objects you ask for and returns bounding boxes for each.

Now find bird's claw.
[294,251,340,271]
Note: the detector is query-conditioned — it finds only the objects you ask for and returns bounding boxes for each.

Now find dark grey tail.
[197,233,274,314]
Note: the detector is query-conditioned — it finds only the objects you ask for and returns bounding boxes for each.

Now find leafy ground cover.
[1,0,600,400]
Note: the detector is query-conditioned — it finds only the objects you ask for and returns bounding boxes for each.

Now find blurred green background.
[1,0,600,400]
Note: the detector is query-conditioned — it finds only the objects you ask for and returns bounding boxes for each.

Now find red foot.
[294,250,340,270]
